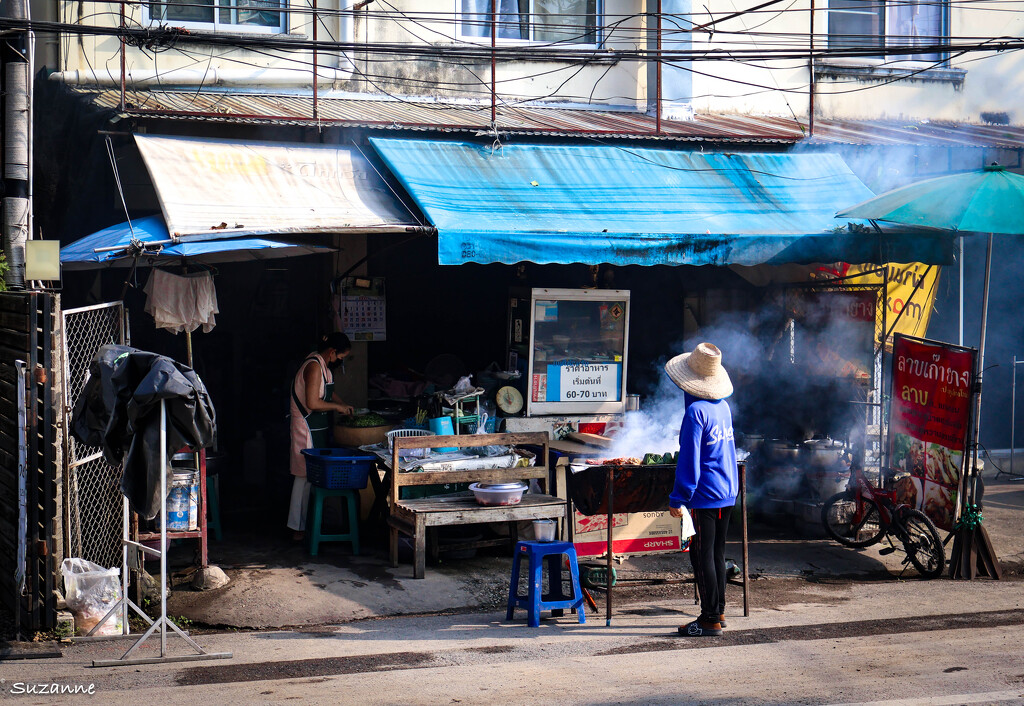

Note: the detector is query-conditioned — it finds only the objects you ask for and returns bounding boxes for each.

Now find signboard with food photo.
[888,335,976,531]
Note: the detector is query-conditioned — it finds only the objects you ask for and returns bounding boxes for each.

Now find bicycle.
[821,457,945,579]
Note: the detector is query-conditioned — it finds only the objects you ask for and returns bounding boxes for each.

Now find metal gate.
[61,302,127,570]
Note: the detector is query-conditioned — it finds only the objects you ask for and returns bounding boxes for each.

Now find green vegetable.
[341,412,389,428]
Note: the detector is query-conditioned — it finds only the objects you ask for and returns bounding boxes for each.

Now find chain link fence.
[61,303,126,570]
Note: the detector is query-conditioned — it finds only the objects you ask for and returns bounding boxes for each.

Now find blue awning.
[61,215,334,270]
[369,138,955,266]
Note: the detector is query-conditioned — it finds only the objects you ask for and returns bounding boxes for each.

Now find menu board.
[888,335,976,530]
[546,362,622,402]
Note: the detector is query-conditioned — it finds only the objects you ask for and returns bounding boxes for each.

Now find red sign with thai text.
[888,335,975,530]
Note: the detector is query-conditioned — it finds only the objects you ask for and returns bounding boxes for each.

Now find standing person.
[665,342,738,637]
[287,333,355,540]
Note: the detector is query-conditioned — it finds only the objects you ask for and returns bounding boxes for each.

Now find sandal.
[679,619,723,637]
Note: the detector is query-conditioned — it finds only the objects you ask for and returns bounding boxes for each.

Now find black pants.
[689,507,732,622]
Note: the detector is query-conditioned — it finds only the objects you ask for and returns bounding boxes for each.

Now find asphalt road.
[3,575,1023,705]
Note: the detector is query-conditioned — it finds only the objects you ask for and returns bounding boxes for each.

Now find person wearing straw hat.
[665,342,738,637]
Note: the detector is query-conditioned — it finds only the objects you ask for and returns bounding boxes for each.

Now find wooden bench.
[388,431,565,578]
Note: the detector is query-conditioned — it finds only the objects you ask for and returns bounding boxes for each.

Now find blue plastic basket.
[301,448,375,489]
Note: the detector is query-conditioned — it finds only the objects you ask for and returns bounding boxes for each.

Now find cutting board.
[565,431,615,449]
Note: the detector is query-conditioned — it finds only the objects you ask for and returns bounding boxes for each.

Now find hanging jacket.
[71,345,216,520]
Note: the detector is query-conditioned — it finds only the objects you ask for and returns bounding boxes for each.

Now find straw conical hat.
[664,342,733,400]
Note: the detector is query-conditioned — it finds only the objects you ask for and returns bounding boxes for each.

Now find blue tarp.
[370,139,955,266]
[60,215,333,270]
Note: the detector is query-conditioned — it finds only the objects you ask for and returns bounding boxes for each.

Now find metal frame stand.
[90,400,232,667]
[997,355,1024,481]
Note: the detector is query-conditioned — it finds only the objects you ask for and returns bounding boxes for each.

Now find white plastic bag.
[680,510,696,541]
[61,558,123,636]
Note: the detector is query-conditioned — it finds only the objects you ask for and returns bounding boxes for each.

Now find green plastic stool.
[207,473,223,541]
[307,486,360,556]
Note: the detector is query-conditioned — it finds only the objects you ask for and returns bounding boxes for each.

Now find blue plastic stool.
[506,540,585,627]
[307,486,360,556]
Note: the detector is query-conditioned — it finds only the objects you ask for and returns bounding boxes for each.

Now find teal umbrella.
[838,164,1024,235]
[838,165,1024,574]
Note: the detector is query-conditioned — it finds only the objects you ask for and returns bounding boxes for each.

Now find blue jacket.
[669,393,739,510]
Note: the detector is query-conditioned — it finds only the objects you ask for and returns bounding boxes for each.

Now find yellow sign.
[844,263,940,346]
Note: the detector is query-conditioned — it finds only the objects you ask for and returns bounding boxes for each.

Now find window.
[147,0,286,32]
[828,0,945,62]
[460,0,600,45]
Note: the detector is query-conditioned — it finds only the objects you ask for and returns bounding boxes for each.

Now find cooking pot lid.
[803,439,844,449]
[475,482,527,490]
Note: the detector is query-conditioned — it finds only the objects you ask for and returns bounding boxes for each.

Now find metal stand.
[91,399,232,667]
[997,355,1024,481]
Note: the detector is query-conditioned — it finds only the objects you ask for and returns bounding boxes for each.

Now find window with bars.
[459,0,601,45]
[146,0,286,32]
[827,0,946,62]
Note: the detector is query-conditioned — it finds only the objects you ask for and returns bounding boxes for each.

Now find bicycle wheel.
[821,491,885,548]
[901,509,945,579]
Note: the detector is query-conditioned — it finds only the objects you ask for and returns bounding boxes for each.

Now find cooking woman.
[287,332,355,540]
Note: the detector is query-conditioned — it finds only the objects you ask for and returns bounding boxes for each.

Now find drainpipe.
[808,0,815,136]
[50,67,356,87]
[3,0,30,289]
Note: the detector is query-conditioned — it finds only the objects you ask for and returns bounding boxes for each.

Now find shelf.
[138,530,203,540]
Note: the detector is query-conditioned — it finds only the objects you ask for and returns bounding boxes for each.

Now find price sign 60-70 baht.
[546,362,622,402]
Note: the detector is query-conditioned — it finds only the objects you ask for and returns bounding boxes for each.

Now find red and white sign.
[888,335,975,530]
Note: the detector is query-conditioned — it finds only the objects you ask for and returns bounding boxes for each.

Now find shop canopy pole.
[606,466,614,627]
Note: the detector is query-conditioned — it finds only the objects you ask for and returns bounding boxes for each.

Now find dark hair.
[317,332,352,354]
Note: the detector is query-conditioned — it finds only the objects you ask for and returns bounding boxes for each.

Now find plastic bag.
[61,558,123,636]
[471,411,511,457]
[680,510,696,541]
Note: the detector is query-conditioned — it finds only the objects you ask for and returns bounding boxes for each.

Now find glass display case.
[507,288,630,416]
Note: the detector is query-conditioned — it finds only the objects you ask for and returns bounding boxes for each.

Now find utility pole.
[2,0,31,289]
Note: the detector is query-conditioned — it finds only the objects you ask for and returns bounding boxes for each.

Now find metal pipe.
[1013,355,1017,478]
[655,0,662,135]
[740,462,749,617]
[605,465,614,627]
[119,0,125,112]
[312,0,318,123]
[50,67,355,86]
[160,398,167,656]
[968,233,994,505]
[16,360,28,639]
[808,0,815,136]
[490,2,496,125]
[958,236,964,346]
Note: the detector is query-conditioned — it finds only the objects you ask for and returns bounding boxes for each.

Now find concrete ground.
[160,462,1024,630]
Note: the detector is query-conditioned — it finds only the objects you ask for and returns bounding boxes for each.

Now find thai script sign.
[547,362,621,402]
[842,263,940,348]
[888,335,975,530]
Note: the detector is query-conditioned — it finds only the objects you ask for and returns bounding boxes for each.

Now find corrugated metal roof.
[71,87,1024,148]
[74,87,805,143]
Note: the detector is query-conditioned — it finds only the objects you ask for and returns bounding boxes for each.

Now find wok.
[567,464,676,516]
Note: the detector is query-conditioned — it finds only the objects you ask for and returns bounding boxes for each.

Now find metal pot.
[802,439,846,470]
[765,440,802,463]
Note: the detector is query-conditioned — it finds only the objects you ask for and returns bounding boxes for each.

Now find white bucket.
[533,519,557,542]
[167,471,198,531]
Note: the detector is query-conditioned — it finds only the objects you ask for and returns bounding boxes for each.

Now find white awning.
[134,134,417,241]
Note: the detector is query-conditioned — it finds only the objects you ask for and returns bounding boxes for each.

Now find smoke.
[606,288,875,460]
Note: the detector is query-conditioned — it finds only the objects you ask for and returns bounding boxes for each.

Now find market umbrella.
[837,164,1024,579]
[61,214,336,364]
